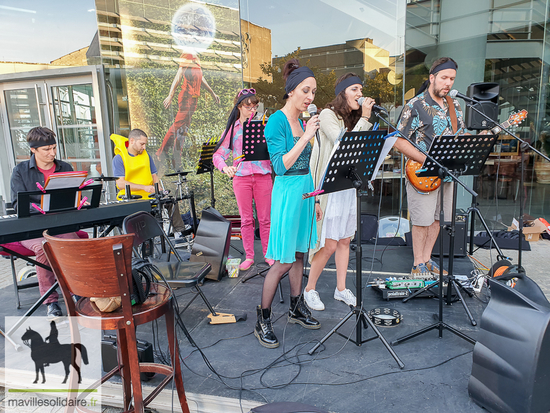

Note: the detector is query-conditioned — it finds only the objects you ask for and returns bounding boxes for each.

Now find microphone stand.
[374,109,478,345]
[463,102,549,273]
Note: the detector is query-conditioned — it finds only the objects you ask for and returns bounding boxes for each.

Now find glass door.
[0,67,110,203]
[3,84,51,164]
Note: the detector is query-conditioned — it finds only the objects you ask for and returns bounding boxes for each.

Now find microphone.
[307,104,321,146]
[448,89,478,104]
[358,97,385,113]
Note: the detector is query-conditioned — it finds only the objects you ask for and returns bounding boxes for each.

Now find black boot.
[254,306,279,348]
[288,295,321,329]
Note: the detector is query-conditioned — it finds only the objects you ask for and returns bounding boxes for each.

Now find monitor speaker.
[465,82,499,130]
[190,207,231,281]
[432,211,468,257]
[468,277,550,413]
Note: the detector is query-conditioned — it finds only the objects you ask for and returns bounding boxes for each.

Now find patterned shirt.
[212,119,272,177]
[397,91,465,153]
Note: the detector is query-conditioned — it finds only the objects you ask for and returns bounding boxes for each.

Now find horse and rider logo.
[21,320,88,384]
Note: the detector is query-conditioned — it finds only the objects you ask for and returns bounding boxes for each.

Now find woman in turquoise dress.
[254,59,323,348]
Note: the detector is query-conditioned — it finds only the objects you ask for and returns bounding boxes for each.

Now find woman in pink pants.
[213,89,273,270]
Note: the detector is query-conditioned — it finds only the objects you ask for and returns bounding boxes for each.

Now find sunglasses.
[242,104,259,110]
[238,88,256,97]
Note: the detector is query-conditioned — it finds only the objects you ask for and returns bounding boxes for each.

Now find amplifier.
[102,335,154,381]
[432,210,468,257]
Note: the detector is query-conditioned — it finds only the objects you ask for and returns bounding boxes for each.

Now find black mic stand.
[374,111,478,345]
[461,104,539,273]
[307,129,404,369]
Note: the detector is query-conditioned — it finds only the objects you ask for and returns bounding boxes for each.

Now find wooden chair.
[42,231,189,413]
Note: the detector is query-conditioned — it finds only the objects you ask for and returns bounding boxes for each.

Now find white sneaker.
[304,289,325,311]
[334,288,356,307]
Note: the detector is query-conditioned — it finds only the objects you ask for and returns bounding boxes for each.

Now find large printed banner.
[119,0,243,213]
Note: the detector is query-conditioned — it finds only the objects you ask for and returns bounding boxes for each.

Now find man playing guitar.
[394,57,464,277]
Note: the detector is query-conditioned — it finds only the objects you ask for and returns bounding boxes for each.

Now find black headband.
[29,137,57,149]
[430,60,457,75]
[335,76,363,96]
[416,60,458,96]
[284,66,315,97]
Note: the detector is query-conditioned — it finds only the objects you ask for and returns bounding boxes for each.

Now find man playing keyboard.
[10,127,80,319]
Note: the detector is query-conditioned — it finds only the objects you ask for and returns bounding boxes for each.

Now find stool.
[43,231,189,413]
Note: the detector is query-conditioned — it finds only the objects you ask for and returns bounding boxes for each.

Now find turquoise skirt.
[266,173,317,264]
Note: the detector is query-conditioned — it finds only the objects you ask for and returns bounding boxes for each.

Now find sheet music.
[371,135,398,180]
[41,171,87,211]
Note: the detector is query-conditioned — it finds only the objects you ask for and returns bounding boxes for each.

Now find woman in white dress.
[305,73,376,310]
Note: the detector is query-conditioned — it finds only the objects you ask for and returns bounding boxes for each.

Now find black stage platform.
[0,240,488,413]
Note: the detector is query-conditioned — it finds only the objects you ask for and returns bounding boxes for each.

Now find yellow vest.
[111,134,153,200]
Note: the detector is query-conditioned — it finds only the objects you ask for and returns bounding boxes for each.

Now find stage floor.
[0,238,494,413]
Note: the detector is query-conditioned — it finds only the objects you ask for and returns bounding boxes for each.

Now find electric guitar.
[405,109,528,194]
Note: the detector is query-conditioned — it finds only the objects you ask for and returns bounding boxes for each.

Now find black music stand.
[242,120,269,162]
[196,141,218,208]
[393,134,498,346]
[308,130,404,369]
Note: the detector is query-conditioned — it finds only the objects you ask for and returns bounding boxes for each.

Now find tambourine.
[367,307,403,327]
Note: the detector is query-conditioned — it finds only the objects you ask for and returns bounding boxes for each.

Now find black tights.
[261,252,304,309]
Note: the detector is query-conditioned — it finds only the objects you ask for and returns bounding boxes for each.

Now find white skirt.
[319,188,357,249]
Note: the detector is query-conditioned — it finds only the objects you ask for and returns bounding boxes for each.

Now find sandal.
[265,259,275,266]
[239,259,254,271]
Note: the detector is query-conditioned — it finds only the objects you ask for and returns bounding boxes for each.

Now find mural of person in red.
[157,51,220,170]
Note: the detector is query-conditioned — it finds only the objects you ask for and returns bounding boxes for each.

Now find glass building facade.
[0,0,549,228]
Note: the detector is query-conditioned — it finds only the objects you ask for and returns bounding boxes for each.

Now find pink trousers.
[232,174,273,260]
[20,232,81,305]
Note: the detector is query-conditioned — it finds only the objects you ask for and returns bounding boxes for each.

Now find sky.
[239,0,405,57]
[0,0,98,63]
[0,0,405,64]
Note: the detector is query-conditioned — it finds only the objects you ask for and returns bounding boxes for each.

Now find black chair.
[122,211,216,317]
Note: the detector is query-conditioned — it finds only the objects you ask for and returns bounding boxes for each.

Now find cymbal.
[164,170,192,177]
[92,176,119,182]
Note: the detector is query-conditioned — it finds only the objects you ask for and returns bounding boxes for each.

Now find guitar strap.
[445,96,458,133]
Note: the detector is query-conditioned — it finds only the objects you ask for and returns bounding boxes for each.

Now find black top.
[10,155,73,211]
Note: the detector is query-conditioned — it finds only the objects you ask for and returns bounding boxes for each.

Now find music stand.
[393,134,498,346]
[196,141,218,208]
[242,120,269,162]
[307,130,404,369]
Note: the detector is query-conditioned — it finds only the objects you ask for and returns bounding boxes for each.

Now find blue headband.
[335,76,363,96]
[284,66,315,97]
[430,60,457,75]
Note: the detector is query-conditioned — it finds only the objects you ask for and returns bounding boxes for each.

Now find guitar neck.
[491,120,510,135]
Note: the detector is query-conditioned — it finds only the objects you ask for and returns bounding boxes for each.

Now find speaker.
[102,336,154,381]
[360,214,378,243]
[190,207,231,281]
[432,211,468,257]
[468,277,550,413]
[465,82,499,130]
